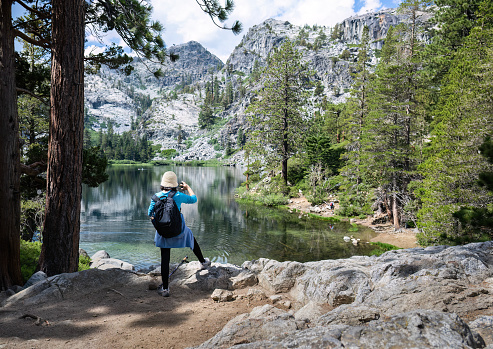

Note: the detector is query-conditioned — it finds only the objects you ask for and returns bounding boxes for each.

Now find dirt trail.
[0,283,274,349]
[286,196,418,249]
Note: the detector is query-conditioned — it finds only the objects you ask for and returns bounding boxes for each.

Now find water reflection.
[80,165,377,269]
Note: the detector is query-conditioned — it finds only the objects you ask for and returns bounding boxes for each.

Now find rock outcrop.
[339,8,433,49]
[196,241,493,348]
[5,242,489,348]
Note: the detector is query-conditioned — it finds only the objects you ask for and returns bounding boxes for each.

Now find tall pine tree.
[355,0,429,228]
[247,40,311,185]
[416,7,493,244]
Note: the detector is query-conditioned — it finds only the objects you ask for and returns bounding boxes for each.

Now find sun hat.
[161,171,178,188]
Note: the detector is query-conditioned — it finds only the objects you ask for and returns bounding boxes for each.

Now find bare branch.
[16,87,50,106]
[15,0,47,17]
[20,161,47,176]
[13,28,50,49]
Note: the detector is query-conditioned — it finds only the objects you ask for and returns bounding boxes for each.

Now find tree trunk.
[39,0,85,276]
[392,175,400,229]
[281,109,288,185]
[0,0,23,290]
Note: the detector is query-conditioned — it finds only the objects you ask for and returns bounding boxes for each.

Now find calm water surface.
[80,165,377,270]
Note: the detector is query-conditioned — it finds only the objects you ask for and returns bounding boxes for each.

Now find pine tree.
[338,25,373,213]
[416,15,493,244]
[246,40,311,185]
[425,0,483,85]
[353,0,429,228]
[198,103,215,129]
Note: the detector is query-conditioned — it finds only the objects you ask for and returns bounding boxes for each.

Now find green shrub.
[161,148,178,159]
[368,242,401,256]
[108,159,139,165]
[336,203,365,217]
[20,240,94,282]
[78,255,91,271]
[258,193,289,206]
[287,157,306,185]
[20,240,41,283]
[340,49,351,60]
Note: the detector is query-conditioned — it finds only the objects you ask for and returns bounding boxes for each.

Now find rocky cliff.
[84,8,432,162]
[340,8,433,49]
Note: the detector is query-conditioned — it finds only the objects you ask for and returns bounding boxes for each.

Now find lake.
[80,165,377,270]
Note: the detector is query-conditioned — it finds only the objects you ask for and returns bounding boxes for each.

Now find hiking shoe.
[157,285,170,297]
[201,258,211,270]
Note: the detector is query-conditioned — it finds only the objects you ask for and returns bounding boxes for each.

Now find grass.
[368,241,401,257]
[20,240,93,283]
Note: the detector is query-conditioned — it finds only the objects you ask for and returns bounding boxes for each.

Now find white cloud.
[84,44,106,57]
[147,0,394,62]
[357,0,384,14]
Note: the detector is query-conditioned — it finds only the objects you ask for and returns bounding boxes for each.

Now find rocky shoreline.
[2,241,493,348]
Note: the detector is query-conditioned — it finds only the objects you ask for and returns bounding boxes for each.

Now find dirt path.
[287,196,418,249]
[0,283,275,349]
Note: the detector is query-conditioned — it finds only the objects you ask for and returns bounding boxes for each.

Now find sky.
[14,0,401,63]
[146,0,402,61]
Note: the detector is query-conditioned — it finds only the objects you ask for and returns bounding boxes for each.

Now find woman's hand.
[180,181,195,196]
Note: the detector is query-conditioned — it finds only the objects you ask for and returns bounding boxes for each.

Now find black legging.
[160,237,205,289]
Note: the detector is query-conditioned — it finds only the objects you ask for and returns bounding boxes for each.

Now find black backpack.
[151,190,182,238]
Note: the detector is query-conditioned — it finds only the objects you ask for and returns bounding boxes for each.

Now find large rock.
[246,242,493,320]
[256,260,306,294]
[189,242,493,348]
[148,261,245,291]
[469,316,493,346]
[23,271,48,289]
[2,269,148,308]
[92,258,135,271]
[193,308,485,349]
[90,250,110,265]
[194,304,306,349]
[173,262,243,291]
[231,270,258,289]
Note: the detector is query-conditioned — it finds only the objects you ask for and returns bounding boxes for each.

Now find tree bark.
[0,0,23,290]
[392,175,400,229]
[281,110,288,186]
[39,0,85,276]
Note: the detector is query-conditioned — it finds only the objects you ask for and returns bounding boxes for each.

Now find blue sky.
[14,0,402,62]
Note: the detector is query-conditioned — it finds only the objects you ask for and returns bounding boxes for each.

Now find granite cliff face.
[84,41,222,134]
[84,8,431,162]
[340,8,433,48]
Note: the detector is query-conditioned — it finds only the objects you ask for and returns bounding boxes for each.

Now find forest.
[238,0,493,248]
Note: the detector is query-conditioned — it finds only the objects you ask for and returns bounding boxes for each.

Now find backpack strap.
[152,190,177,202]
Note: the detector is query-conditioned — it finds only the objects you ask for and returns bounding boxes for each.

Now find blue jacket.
[148,190,197,217]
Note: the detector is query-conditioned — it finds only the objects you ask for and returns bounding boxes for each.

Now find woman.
[148,171,210,297]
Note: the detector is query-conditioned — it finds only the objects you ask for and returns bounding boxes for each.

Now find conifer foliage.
[416,17,493,244]
[247,40,311,185]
